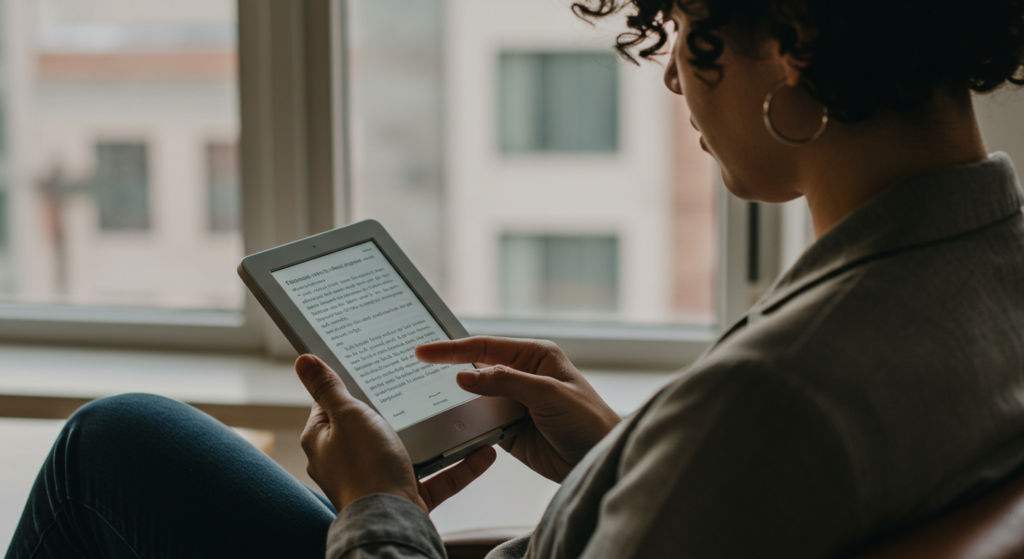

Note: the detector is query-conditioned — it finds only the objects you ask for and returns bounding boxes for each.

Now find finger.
[421,446,497,510]
[295,354,351,411]
[415,336,556,369]
[456,366,560,409]
[498,437,515,453]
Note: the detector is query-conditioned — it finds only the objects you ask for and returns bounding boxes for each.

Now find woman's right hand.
[415,336,621,483]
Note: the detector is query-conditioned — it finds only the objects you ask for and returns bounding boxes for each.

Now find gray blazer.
[325,153,1024,559]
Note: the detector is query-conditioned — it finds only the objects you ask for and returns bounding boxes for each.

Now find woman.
[8,0,1024,557]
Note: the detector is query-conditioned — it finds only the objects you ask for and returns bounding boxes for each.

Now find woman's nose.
[664,58,682,95]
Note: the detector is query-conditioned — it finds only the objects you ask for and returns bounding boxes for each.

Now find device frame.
[238,219,527,477]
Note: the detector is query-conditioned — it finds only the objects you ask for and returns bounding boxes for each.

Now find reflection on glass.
[0,0,242,311]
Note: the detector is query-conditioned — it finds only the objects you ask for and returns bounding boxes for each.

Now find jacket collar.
[752,152,1024,316]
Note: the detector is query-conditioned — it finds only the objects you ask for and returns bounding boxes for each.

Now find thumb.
[456,366,559,411]
[296,354,350,411]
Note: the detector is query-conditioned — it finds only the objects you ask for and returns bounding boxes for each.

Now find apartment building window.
[0,0,244,323]
[0,0,778,361]
[94,142,149,231]
[499,52,619,153]
[500,234,618,314]
[349,0,724,368]
[207,142,240,232]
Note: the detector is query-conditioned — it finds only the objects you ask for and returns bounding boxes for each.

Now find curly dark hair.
[573,0,1024,122]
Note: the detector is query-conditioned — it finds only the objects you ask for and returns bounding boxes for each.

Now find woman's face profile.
[664,7,823,204]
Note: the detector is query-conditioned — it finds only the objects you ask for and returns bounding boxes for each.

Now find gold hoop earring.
[762,79,828,147]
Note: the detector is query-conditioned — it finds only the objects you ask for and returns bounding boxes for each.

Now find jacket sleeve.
[325,493,446,559]
[575,362,866,559]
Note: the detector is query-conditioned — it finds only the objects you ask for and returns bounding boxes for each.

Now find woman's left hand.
[295,354,496,514]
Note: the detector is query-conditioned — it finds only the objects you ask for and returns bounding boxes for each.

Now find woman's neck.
[800,94,988,238]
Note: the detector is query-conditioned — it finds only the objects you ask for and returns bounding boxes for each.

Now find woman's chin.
[719,170,757,201]
[720,170,802,204]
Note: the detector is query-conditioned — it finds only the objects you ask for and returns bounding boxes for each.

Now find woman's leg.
[5,393,336,559]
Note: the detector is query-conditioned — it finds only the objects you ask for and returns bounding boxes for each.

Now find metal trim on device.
[443,427,503,458]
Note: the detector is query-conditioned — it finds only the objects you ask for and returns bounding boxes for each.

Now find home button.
[454,420,465,431]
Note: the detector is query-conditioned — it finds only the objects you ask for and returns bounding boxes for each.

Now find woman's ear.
[773,20,813,86]
[781,55,807,87]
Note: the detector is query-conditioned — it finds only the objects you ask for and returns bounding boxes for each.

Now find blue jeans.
[5,393,337,558]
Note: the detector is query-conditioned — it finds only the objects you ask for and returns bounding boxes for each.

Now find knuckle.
[534,339,564,358]
[535,339,557,350]
[489,365,515,381]
[310,376,343,404]
[299,425,319,452]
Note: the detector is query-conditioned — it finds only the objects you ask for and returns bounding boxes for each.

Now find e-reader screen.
[271,241,475,430]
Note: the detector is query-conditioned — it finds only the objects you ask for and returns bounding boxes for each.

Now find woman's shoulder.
[716,202,1024,386]
[658,210,1024,524]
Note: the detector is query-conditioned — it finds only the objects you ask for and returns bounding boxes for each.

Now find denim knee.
[71,392,181,424]
[67,392,197,442]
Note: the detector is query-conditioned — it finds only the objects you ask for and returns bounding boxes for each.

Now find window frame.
[0,0,344,353]
[0,0,797,372]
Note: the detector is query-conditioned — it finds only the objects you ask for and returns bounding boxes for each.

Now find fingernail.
[296,355,321,380]
[457,370,480,388]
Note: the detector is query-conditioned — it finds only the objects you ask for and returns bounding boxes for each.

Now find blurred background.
[0,0,243,310]
[0,0,1021,551]
[0,0,717,326]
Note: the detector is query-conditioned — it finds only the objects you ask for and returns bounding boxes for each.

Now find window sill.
[0,343,676,419]
[0,305,714,369]
[0,304,260,352]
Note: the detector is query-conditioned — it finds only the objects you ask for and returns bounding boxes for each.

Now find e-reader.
[238,219,528,478]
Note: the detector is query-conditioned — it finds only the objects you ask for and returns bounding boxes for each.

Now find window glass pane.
[94,142,149,231]
[0,0,242,310]
[499,52,618,153]
[207,142,239,233]
[348,0,717,327]
[501,234,618,315]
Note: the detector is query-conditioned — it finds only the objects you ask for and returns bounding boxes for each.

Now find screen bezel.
[238,219,525,464]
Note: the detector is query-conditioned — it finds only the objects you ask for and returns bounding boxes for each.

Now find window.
[0,0,243,313]
[501,234,618,314]
[349,0,720,344]
[0,0,841,366]
[207,142,240,233]
[499,52,619,153]
[94,142,149,231]
[0,0,1016,367]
